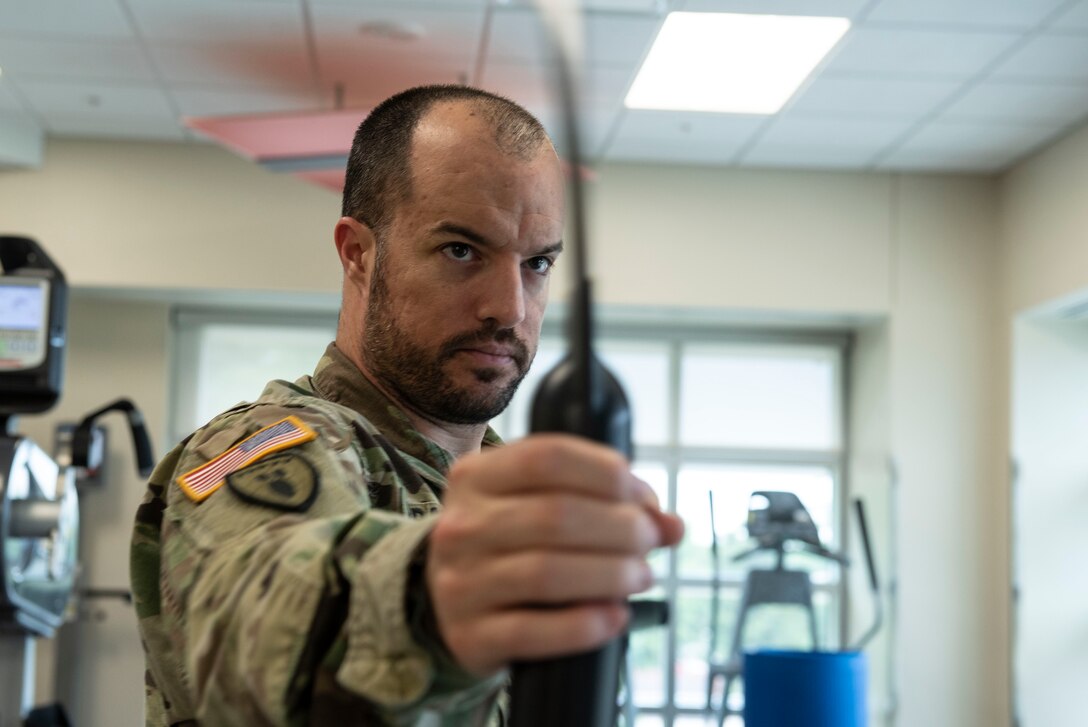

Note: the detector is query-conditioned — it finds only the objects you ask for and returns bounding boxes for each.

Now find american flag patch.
[176,415,317,503]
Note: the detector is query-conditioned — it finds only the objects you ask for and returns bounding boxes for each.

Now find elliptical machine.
[1,236,155,726]
[1,236,77,724]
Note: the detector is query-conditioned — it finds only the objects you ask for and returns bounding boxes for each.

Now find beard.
[362,270,535,425]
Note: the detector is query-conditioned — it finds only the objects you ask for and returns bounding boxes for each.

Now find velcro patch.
[227,452,319,512]
[176,416,316,503]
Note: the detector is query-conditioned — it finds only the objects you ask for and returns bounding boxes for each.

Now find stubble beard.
[362,270,535,425]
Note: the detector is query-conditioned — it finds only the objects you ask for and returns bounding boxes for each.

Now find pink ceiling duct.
[184,107,593,193]
[184,108,368,191]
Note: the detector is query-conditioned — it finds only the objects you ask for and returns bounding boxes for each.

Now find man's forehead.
[411,101,488,157]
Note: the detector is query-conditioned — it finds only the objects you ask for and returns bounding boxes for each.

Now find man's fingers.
[434,551,653,617]
[449,434,643,502]
[446,603,630,676]
[435,494,662,557]
[653,511,686,548]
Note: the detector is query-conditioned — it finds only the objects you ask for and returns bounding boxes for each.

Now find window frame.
[515,320,853,725]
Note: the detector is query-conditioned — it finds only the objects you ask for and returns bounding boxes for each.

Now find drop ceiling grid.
[0,0,1084,170]
[125,0,308,46]
[0,0,133,41]
[307,2,488,105]
[862,0,1087,169]
[0,38,156,83]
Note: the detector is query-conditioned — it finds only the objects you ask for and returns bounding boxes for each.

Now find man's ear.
[334,217,378,289]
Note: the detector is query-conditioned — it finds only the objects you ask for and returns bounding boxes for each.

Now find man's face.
[360,104,565,425]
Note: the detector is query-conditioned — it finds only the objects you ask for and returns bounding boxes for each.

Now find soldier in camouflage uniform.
[131,85,684,726]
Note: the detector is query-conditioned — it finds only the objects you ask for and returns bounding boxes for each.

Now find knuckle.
[519,438,563,480]
[624,507,656,552]
[538,497,573,539]
[430,566,464,603]
[599,454,630,497]
[525,553,562,596]
[430,511,468,551]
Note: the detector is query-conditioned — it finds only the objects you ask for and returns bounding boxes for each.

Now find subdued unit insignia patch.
[176,415,316,503]
[227,452,319,512]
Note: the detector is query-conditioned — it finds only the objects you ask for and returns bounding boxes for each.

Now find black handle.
[72,397,156,477]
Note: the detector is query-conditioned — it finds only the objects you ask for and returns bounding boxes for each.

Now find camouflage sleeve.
[155,405,504,726]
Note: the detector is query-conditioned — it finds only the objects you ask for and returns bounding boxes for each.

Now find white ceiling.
[1,0,1087,172]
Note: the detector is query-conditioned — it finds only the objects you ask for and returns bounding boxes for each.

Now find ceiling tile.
[317,54,471,109]
[499,0,661,8]
[0,0,132,40]
[309,0,486,6]
[584,13,662,66]
[822,26,1020,78]
[0,39,155,83]
[678,0,870,19]
[605,109,764,164]
[1050,0,1088,30]
[310,4,484,99]
[787,75,961,118]
[127,0,304,45]
[758,115,917,148]
[941,80,1088,125]
[584,0,663,10]
[487,6,661,66]
[18,79,174,117]
[990,32,1088,82]
[486,8,554,64]
[171,87,325,117]
[865,0,1069,30]
[588,66,637,107]
[0,110,44,167]
[879,118,1068,170]
[310,4,485,67]
[44,112,187,141]
[151,42,314,90]
[0,83,25,112]
[741,144,880,169]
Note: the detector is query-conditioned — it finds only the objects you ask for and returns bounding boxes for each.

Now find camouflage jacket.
[130,343,506,726]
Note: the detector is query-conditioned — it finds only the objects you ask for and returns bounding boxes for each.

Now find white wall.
[1001,124,1088,315]
[0,139,341,293]
[1000,122,1088,726]
[3,139,1009,727]
[890,175,1004,727]
[1010,319,1088,727]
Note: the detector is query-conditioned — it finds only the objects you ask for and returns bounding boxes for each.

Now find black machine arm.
[507,3,643,726]
[850,498,883,651]
[71,397,156,478]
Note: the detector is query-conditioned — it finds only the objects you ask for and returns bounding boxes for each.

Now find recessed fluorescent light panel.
[626,12,851,114]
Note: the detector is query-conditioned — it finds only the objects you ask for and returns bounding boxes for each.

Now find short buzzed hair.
[341,85,551,235]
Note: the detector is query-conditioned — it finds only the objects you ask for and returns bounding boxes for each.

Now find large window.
[492,324,849,725]
[173,311,849,725]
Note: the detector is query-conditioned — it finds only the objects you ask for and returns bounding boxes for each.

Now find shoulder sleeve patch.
[227,452,319,512]
[176,415,317,503]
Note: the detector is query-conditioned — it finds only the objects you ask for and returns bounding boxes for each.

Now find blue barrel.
[744,649,867,727]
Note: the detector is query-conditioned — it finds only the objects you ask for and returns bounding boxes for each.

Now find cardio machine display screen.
[0,279,49,370]
[0,282,46,330]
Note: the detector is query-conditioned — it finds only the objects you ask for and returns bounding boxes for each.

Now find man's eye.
[442,243,475,262]
[526,256,554,274]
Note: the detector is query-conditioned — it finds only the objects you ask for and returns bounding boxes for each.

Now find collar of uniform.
[309,343,502,474]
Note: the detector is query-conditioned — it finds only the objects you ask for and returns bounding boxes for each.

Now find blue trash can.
[744,649,868,727]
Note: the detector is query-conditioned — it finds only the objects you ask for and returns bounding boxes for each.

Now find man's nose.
[476,263,526,329]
